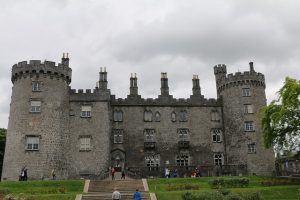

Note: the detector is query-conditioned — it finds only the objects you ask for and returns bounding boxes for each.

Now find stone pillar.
[192,75,201,96]
[160,72,169,96]
[130,73,138,95]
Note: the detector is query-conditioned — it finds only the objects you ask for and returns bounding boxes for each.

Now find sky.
[0,0,300,128]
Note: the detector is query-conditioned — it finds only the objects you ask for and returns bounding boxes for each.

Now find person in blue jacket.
[133,188,141,200]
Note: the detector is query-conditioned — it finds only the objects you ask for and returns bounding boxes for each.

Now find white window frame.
[30,100,41,113]
[244,121,255,131]
[145,154,160,171]
[212,129,222,143]
[81,105,91,118]
[79,137,91,151]
[113,129,124,144]
[178,128,190,141]
[244,104,254,114]
[242,88,251,97]
[32,81,41,91]
[176,154,189,166]
[247,143,256,153]
[214,153,224,166]
[26,136,40,150]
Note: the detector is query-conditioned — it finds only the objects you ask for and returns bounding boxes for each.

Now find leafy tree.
[261,77,300,151]
[0,128,6,176]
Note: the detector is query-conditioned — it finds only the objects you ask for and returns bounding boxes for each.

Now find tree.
[0,128,6,176]
[261,77,300,151]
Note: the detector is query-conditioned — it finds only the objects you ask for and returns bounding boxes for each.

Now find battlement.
[216,69,265,93]
[111,95,220,106]
[11,60,72,84]
[214,64,227,75]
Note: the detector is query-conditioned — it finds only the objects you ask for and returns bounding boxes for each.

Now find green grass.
[147,176,300,200]
[0,180,84,200]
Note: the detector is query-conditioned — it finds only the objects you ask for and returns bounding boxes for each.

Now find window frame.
[145,154,160,171]
[247,143,256,154]
[176,154,189,166]
[81,105,92,118]
[79,136,92,151]
[242,88,251,97]
[244,121,255,131]
[30,100,41,113]
[214,153,224,166]
[113,110,123,122]
[113,129,124,144]
[212,128,222,143]
[177,128,190,141]
[244,104,254,114]
[32,81,41,92]
[25,136,40,151]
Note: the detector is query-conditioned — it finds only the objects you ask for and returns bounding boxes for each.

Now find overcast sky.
[0,0,300,128]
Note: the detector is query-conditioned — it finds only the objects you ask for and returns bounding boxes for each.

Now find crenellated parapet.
[215,62,265,94]
[11,60,72,84]
[111,95,221,107]
[69,88,111,101]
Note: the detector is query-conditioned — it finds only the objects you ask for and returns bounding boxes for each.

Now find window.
[113,110,123,122]
[244,121,254,131]
[179,110,188,122]
[113,129,124,144]
[144,110,153,122]
[144,129,155,142]
[212,129,222,142]
[79,137,91,151]
[32,81,41,91]
[214,153,223,166]
[26,136,39,150]
[242,88,251,97]
[81,105,91,117]
[30,100,41,113]
[178,129,190,141]
[211,110,220,121]
[171,112,176,122]
[176,154,189,166]
[154,112,161,122]
[244,104,254,114]
[145,154,160,171]
[248,143,256,153]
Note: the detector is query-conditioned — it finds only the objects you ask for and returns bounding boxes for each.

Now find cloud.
[0,0,300,128]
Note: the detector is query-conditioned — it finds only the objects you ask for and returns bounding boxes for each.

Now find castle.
[1,54,275,180]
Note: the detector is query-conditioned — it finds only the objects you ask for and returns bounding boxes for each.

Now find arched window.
[211,109,220,121]
[179,110,188,122]
[214,153,223,166]
[113,110,123,122]
[144,110,153,122]
[154,112,161,122]
[171,112,176,122]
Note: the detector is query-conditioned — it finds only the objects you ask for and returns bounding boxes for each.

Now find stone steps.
[81,179,152,200]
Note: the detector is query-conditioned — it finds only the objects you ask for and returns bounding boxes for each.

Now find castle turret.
[130,73,138,95]
[160,72,169,96]
[214,62,274,176]
[2,56,72,180]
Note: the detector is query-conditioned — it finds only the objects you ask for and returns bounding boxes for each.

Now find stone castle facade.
[2,54,275,180]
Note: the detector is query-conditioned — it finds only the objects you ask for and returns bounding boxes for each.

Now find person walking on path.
[133,188,141,200]
[111,167,116,180]
[112,187,121,200]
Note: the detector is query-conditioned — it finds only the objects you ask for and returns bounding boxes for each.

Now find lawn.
[0,180,84,200]
[147,176,300,200]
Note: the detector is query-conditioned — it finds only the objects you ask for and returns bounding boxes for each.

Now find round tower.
[2,55,72,180]
[214,62,274,176]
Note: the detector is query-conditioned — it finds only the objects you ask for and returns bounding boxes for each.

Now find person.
[112,187,121,200]
[51,169,56,180]
[133,188,141,200]
[121,170,125,179]
[20,168,25,181]
[111,167,115,180]
[165,168,170,178]
[172,168,177,178]
[23,168,28,181]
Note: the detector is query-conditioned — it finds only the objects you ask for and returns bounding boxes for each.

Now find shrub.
[218,188,231,196]
[261,178,294,186]
[224,193,243,200]
[0,188,10,195]
[182,191,223,200]
[208,178,249,189]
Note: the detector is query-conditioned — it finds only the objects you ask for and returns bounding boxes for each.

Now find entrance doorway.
[111,149,125,172]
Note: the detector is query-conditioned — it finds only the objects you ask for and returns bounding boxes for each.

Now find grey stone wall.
[2,71,70,180]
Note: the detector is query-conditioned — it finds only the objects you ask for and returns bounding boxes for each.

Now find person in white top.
[112,187,121,200]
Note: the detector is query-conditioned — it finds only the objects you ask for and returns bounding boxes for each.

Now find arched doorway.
[111,149,125,172]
